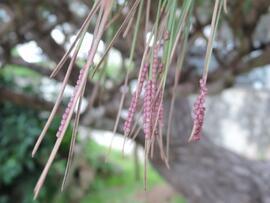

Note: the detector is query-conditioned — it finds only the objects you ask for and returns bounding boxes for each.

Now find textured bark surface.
[150,98,270,203]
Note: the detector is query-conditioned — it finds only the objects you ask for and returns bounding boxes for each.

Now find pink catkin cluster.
[138,63,149,94]
[152,45,164,129]
[123,63,148,135]
[57,68,85,137]
[152,45,159,89]
[124,45,165,139]
[143,80,164,139]
[143,45,164,139]
[123,94,136,135]
[190,78,207,141]
[143,80,153,139]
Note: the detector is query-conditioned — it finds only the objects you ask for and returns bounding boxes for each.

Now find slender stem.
[203,0,223,81]
[91,0,141,77]
[149,0,163,80]
[61,78,86,191]
[166,17,190,160]
[50,1,101,78]
[145,0,151,39]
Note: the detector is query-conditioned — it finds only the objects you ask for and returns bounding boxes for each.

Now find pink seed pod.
[56,68,85,138]
[152,44,159,93]
[56,107,70,137]
[137,63,149,96]
[143,80,153,139]
[123,94,137,135]
[123,63,149,135]
[189,78,207,142]
[150,79,156,100]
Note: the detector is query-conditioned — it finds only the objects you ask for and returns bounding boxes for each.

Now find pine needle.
[166,3,192,161]
[203,0,223,81]
[61,79,86,191]
[91,0,141,78]
[50,1,101,78]
[33,1,113,198]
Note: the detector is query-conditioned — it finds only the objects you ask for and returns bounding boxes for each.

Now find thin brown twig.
[50,2,101,78]
[61,78,86,191]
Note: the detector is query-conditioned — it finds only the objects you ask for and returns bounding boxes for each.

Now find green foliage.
[0,103,41,184]
[0,102,72,203]
[0,64,41,96]
[2,65,39,78]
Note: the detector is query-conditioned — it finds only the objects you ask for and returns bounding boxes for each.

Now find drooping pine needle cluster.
[31,0,226,199]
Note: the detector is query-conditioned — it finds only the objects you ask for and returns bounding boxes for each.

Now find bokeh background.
[1,0,270,203]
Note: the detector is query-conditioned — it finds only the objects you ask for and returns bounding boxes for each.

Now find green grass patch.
[81,139,163,203]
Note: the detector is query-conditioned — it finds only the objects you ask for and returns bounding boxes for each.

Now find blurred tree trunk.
[148,98,270,203]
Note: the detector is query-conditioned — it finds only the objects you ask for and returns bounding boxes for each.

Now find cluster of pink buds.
[137,63,149,95]
[124,43,165,141]
[143,80,153,139]
[189,78,207,142]
[56,68,85,137]
[152,45,164,129]
[144,44,164,139]
[123,63,149,135]
[152,45,162,102]
[123,94,136,135]
[152,44,160,90]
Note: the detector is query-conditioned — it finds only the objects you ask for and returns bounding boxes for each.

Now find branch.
[8,55,96,96]
[234,47,270,75]
[0,86,62,112]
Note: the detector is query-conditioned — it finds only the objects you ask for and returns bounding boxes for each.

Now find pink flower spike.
[137,63,149,96]
[189,78,207,142]
[123,94,137,135]
[143,80,153,139]
[123,63,149,136]
[56,70,84,138]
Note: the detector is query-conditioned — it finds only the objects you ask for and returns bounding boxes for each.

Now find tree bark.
[149,97,270,203]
